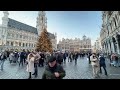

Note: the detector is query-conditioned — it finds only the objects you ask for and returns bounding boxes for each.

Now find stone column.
[115,36,120,54]
[108,39,112,54]
[111,39,115,53]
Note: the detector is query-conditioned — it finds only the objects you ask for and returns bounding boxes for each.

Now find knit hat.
[48,56,56,63]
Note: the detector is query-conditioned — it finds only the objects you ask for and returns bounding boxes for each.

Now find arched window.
[26,43,27,47]
[110,22,112,31]
[118,11,120,15]
[113,17,117,28]
[19,42,21,46]
[11,42,13,46]
[23,43,24,47]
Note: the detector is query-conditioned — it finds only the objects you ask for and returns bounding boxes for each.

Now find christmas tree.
[36,28,53,53]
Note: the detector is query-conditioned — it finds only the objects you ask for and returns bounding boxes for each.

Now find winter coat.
[63,53,66,60]
[34,53,41,64]
[99,56,106,67]
[26,55,34,72]
[90,55,99,67]
[9,53,14,61]
[42,64,66,79]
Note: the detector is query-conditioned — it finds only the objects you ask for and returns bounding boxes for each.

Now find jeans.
[34,63,38,77]
[100,65,107,75]
[0,59,5,70]
[113,60,118,67]
[75,58,77,64]
[19,59,24,66]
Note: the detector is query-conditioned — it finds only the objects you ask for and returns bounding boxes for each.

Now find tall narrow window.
[19,42,21,46]
[113,17,117,28]
[11,42,13,46]
[6,41,9,46]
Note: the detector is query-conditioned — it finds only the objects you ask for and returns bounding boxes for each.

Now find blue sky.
[0,11,102,45]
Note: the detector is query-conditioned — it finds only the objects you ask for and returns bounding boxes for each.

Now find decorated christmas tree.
[36,28,53,53]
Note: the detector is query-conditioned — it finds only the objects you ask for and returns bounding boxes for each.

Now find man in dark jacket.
[56,52,63,65]
[19,50,25,66]
[99,54,108,76]
[63,53,67,63]
[39,52,45,67]
[42,56,66,79]
[74,52,78,64]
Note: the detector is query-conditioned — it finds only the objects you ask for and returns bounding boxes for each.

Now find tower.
[54,32,57,50]
[2,11,9,27]
[36,11,47,36]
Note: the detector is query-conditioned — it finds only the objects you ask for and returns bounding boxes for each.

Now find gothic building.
[0,11,57,51]
[100,11,120,54]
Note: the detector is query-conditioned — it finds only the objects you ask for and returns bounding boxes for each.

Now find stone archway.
[112,36,117,53]
[116,34,120,53]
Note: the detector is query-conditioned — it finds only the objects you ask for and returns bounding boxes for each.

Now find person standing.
[26,53,35,79]
[39,52,45,67]
[99,54,108,76]
[32,52,40,78]
[42,56,66,79]
[0,51,7,71]
[14,51,19,63]
[90,53,100,78]
[88,53,91,64]
[63,52,66,63]
[9,51,14,64]
[19,50,25,67]
[56,52,63,65]
[74,52,78,65]
[45,52,51,65]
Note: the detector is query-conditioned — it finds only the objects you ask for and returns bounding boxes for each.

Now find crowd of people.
[88,52,120,78]
[88,53,108,78]
[0,49,120,79]
[0,49,88,79]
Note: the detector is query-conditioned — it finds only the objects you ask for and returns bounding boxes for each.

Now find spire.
[2,11,9,27]
[36,11,47,36]
[3,11,9,17]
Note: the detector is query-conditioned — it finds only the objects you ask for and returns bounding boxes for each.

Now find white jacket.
[26,55,35,72]
[90,55,99,66]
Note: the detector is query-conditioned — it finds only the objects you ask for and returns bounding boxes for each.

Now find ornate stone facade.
[57,35,92,53]
[100,11,120,54]
[0,11,57,51]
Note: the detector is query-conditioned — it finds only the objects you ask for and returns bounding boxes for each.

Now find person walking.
[63,52,66,63]
[56,52,63,65]
[19,50,25,67]
[42,56,66,79]
[99,54,108,76]
[88,53,91,64]
[0,51,7,71]
[26,53,35,79]
[90,53,100,78]
[74,52,78,65]
[9,51,14,64]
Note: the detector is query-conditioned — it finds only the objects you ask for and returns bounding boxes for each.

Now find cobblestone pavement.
[0,56,120,79]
